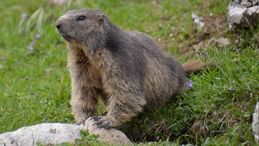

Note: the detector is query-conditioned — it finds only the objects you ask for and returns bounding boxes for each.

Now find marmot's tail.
[182,60,213,75]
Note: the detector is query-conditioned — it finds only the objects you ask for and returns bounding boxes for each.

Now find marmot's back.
[127,32,188,108]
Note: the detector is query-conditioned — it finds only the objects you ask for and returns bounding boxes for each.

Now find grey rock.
[192,13,205,30]
[83,118,132,145]
[0,123,82,146]
[0,120,132,146]
[209,37,230,47]
[241,0,253,7]
[228,0,259,29]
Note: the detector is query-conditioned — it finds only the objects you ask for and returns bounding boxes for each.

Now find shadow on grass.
[120,86,259,145]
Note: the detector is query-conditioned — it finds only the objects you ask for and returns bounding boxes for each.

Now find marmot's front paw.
[91,116,120,129]
[74,112,93,125]
[75,116,91,126]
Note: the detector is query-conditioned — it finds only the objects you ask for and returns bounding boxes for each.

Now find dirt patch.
[180,14,229,56]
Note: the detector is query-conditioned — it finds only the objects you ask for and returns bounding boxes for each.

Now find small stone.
[209,37,230,47]
[192,13,205,30]
[252,102,259,143]
[241,0,252,7]
[228,6,246,30]
[247,6,259,15]
[251,0,259,5]
[35,34,41,39]
[27,40,35,53]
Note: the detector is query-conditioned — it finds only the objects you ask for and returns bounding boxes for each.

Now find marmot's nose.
[56,24,61,30]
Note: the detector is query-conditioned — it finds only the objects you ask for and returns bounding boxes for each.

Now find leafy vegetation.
[0,0,258,145]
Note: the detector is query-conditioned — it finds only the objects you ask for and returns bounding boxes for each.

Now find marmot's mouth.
[60,32,73,41]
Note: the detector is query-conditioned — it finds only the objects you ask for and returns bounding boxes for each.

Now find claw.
[90,116,102,121]
[95,120,111,129]
[91,116,114,129]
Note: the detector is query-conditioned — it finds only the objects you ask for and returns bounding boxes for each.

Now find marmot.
[56,9,205,128]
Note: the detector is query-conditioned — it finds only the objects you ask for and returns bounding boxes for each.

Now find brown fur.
[183,60,211,75]
[56,9,203,128]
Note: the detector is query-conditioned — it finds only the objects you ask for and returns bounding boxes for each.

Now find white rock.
[0,121,132,146]
[0,123,82,146]
[252,102,259,143]
[252,0,259,5]
[228,0,259,30]
[228,6,246,25]
[241,0,253,7]
[192,13,205,30]
[227,0,259,29]
[247,6,259,15]
[83,118,132,145]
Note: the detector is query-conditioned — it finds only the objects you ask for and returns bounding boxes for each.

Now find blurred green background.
[0,0,258,145]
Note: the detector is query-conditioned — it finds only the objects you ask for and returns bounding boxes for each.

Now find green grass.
[0,0,258,145]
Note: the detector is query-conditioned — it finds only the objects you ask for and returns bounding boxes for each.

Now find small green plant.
[54,130,102,146]
[74,130,101,145]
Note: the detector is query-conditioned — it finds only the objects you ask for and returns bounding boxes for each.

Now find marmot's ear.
[98,14,105,25]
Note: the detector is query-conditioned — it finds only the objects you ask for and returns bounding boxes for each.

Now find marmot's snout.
[56,17,72,41]
[56,16,65,32]
[55,21,65,36]
[56,23,61,30]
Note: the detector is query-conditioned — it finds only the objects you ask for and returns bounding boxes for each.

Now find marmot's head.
[56,9,109,53]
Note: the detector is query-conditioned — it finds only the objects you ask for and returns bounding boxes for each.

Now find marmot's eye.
[76,15,86,21]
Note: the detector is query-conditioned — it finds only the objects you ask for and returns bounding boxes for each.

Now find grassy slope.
[0,0,258,145]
